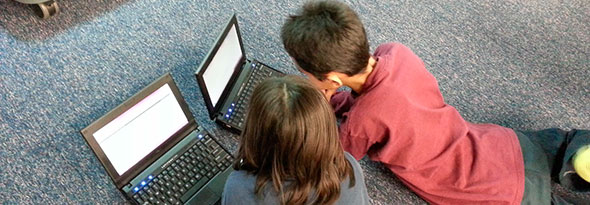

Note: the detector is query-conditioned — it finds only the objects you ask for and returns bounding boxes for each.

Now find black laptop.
[81,73,233,205]
[195,14,284,134]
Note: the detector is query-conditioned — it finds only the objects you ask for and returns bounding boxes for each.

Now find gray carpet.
[0,0,588,204]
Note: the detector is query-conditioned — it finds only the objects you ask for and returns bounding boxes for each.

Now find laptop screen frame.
[195,14,246,120]
[80,73,197,189]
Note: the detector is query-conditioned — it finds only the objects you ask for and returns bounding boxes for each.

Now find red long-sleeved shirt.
[331,43,525,204]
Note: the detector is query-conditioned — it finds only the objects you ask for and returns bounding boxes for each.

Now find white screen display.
[202,25,243,107]
[93,84,189,175]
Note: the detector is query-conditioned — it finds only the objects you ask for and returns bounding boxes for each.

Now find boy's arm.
[340,129,372,160]
[330,91,355,118]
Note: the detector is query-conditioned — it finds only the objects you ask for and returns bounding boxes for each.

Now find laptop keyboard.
[226,62,282,127]
[131,134,233,205]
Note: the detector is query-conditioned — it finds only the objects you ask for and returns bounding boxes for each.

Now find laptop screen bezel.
[195,14,246,120]
[80,73,197,189]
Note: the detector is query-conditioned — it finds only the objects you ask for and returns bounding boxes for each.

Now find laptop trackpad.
[186,187,218,205]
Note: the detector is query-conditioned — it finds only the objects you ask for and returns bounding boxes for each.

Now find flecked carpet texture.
[1,0,588,204]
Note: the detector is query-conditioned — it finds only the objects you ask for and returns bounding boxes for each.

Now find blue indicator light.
[231,103,235,107]
[148,175,153,180]
[134,187,139,192]
[225,114,230,118]
[252,63,256,67]
[228,108,233,112]
[141,181,146,186]
[198,134,203,139]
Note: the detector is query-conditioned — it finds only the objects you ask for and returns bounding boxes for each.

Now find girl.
[222,76,370,205]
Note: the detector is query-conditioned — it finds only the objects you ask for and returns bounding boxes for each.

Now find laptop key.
[140,194,149,204]
[204,138,214,146]
[211,148,221,156]
[214,155,222,163]
[133,194,144,204]
[170,177,178,184]
[152,184,161,191]
[146,189,154,196]
[158,193,166,202]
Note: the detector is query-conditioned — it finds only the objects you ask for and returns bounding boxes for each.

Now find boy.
[280,1,590,204]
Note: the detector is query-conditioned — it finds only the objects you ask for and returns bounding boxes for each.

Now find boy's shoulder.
[374,42,407,54]
[374,42,420,62]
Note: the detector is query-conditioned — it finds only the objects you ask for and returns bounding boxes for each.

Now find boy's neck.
[341,57,377,94]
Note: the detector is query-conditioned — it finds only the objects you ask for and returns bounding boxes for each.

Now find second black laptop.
[195,14,284,134]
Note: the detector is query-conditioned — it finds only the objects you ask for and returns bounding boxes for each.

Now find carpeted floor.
[0,0,588,204]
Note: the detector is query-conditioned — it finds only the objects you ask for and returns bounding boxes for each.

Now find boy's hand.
[321,88,337,101]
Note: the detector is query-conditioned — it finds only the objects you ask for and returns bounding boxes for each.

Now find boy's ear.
[325,72,343,88]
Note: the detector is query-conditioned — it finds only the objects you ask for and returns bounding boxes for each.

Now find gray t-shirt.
[222,152,370,204]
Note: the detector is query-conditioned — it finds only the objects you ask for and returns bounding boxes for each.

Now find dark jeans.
[516,129,590,205]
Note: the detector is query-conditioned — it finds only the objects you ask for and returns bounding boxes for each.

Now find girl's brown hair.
[234,75,355,204]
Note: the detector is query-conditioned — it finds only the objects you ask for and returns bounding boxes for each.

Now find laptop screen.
[81,73,197,188]
[202,24,243,107]
[196,14,247,120]
[93,83,189,175]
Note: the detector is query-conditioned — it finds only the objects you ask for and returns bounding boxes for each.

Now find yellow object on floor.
[573,145,590,182]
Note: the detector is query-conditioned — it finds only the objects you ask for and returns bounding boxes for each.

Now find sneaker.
[573,145,590,183]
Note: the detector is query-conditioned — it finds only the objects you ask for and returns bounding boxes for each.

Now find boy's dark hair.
[281,0,370,80]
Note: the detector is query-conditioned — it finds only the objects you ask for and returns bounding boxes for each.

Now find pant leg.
[519,129,590,204]
[515,130,552,205]
[520,128,570,178]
